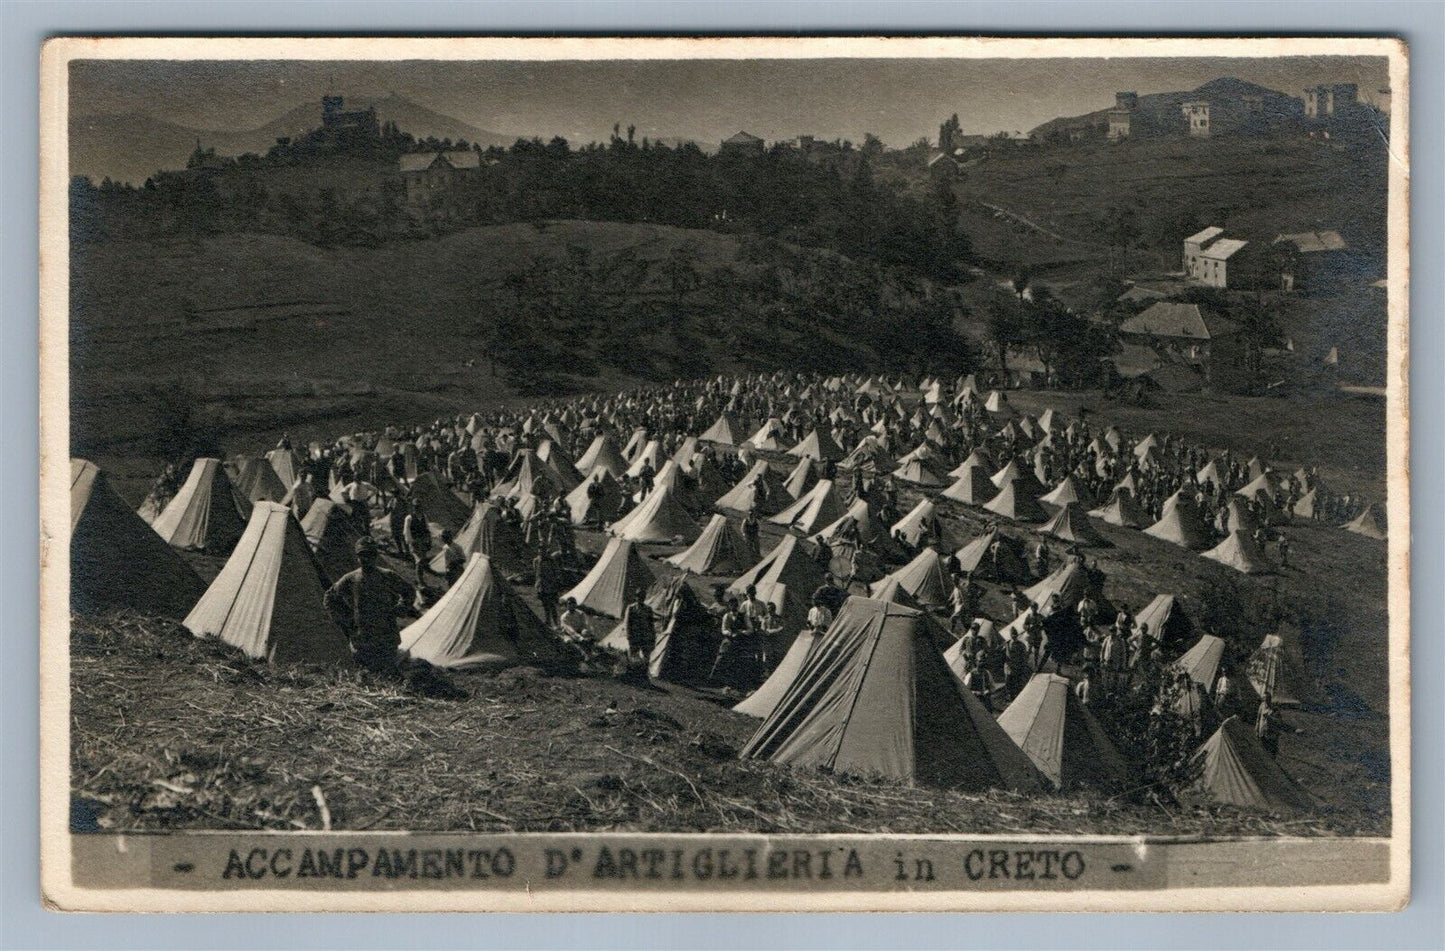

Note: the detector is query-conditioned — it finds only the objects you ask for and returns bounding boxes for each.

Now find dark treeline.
[70,130,973,285]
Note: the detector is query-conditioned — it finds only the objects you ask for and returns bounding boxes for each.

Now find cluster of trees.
[983,271,1116,388]
[71,125,975,285]
[468,233,975,396]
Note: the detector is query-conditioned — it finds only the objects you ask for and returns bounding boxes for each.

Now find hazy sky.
[71,56,1390,146]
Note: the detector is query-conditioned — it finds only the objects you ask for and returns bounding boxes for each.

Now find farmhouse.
[1272,230,1349,291]
[399,150,481,206]
[1118,300,1249,393]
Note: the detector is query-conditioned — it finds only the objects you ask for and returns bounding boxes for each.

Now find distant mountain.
[70,94,514,185]
[1029,77,1300,140]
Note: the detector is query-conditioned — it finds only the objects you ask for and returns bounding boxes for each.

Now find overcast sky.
[71,55,1390,146]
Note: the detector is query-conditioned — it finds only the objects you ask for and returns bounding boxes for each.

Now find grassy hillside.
[951,135,1387,277]
[70,220,967,465]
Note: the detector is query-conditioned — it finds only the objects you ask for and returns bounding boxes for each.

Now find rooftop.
[1200,238,1249,261]
[1185,226,1225,245]
[1120,301,1241,341]
[1274,230,1348,253]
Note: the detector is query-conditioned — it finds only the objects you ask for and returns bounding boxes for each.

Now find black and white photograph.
[39,36,1408,912]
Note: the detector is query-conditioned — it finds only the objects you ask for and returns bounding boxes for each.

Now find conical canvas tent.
[747,418,787,451]
[183,502,352,665]
[492,450,567,502]
[714,460,788,516]
[150,457,251,554]
[1224,497,1260,534]
[1246,630,1318,707]
[740,597,1043,790]
[809,498,907,562]
[699,413,742,446]
[576,434,628,478]
[1344,503,1387,539]
[624,440,666,479]
[235,455,290,504]
[666,513,753,575]
[1089,487,1147,528]
[1202,530,1274,574]
[1188,716,1314,811]
[562,537,656,618]
[400,554,560,670]
[1037,502,1107,546]
[983,478,1048,522]
[639,581,720,684]
[782,456,819,499]
[536,440,583,491]
[954,529,1030,582]
[435,503,532,579]
[941,465,996,506]
[950,448,995,477]
[608,484,700,544]
[727,534,827,638]
[1133,594,1192,647]
[1023,561,1090,617]
[409,471,472,534]
[866,576,927,611]
[787,428,844,462]
[838,435,895,475]
[266,448,302,489]
[70,459,206,618]
[890,457,947,488]
[1143,498,1213,550]
[1039,475,1097,510]
[769,479,847,536]
[299,498,364,584]
[891,499,942,549]
[564,471,623,527]
[870,547,952,610]
[1175,633,1227,690]
[621,428,650,462]
[941,619,997,678]
[997,673,1133,791]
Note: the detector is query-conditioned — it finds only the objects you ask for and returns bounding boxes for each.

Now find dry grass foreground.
[70,612,1384,838]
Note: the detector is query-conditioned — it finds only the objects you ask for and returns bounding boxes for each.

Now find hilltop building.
[316,95,380,147]
[1108,92,1137,139]
[1181,101,1212,138]
[720,131,766,155]
[1303,83,1358,118]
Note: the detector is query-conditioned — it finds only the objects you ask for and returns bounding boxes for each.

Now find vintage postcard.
[39,36,1409,912]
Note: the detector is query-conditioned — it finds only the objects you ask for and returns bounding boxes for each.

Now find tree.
[938,113,962,155]
[986,294,1023,376]
[1103,205,1141,279]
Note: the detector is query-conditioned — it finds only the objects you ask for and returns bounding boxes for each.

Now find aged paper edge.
[37,34,1412,914]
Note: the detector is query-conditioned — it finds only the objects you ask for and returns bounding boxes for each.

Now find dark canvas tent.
[640,578,720,684]
[1246,629,1319,707]
[1133,594,1192,648]
[997,673,1133,790]
[299,498,363,584]
[70,458,205,618]
[954,528,1030,583]
[563,537,656,618]
[183,502,352,665]
[740,597,1044,790]
[1188,716,1314,811]
[666,513,753,576]
[149,457,251,554]
[400,553,560,670]
[727,534,827,643]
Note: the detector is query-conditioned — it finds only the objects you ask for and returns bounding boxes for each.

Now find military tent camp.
[562,537,656,619]
[666,514,753,576]
[870,547,952,610]
[492,450,567,502]
[1037,502,1107,546]
[1188,716,1314,811]
[149,457,251,554]
[400,554,560,670]
[770,479,847,536]
[787,428,844,462]
[608,484,700,544]
[954,529,1030,583]
[1202,530,1275,574]
[1344,503,1387,539]
[809,498,907,566]
[1089,487,1146,528]
[699,413,742,446]
[70,459,206,618]
[983,478,1048,523]
[997,673,1133,790]
[838,435,895,475]
[739,598,1043,791]
[299,498,364,584]
[714,460,788,516]
[183,502,352,665]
